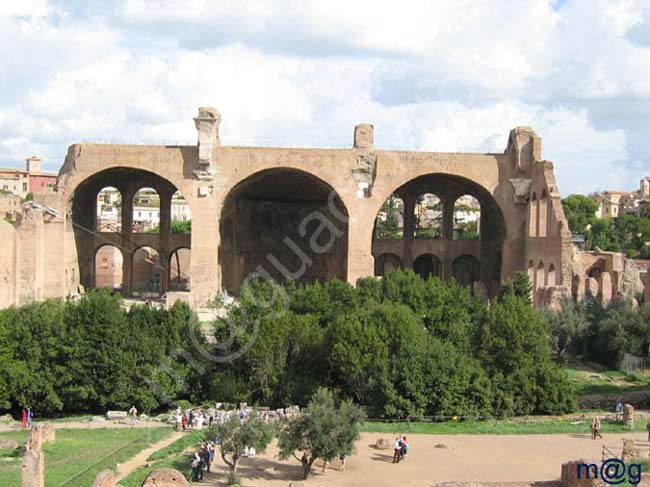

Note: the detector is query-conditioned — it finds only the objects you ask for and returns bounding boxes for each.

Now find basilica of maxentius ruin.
[1,107,647,311]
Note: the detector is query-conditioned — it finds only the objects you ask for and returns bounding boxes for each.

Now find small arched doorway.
[374,253,403,277]
[452,255,481,287]
[413,254,442,279]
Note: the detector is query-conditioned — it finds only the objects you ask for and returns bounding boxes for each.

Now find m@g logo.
[578,460,642,485]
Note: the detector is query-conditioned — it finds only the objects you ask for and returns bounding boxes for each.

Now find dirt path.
[203,431,648,487]
[115,430,184,482]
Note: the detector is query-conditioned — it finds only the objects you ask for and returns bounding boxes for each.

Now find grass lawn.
[362,418,648,435]
[120,431,204,487]
[562,358,650,396]
[0,427,171,487]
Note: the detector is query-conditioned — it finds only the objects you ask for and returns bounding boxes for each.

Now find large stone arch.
[372,173,506,296]
[71,167,191,297]
[219,167,349,295]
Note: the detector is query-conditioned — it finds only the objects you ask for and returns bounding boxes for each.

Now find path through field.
[115,430,183,482]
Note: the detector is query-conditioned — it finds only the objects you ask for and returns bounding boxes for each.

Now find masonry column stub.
[193,106,220,180]
[352,123,377,198]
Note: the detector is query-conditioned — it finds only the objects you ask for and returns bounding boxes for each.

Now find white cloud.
[0,0,648,196]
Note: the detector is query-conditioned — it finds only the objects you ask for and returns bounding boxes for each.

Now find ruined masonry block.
[92,470,117,487]
[141,468,190,487]
[21,448,44,487]
[353,123,374,150]
[623,403,635,428]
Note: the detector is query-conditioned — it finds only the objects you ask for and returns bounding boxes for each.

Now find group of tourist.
[175,406,215,432]
[20,408,32,429]
[392,436,410,463]
[190,440,217,481]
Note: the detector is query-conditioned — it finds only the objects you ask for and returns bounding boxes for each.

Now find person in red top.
[21,409,27,429]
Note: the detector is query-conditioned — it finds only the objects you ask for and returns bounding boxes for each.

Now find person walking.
[129,405,138,427]
[401,436,409,461]
[392,437,403,463]
[175,410,183,432]
[191,455,202,482]
[21,409,27,429]
[338,453,346,471]
[26,408,32,428]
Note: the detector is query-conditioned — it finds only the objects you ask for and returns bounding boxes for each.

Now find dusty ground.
[206,431,649,487]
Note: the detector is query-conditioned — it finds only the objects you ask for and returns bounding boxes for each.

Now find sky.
[1,0,649,196]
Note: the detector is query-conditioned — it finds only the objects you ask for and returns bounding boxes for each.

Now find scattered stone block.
[374,438,391,450]
[141,468,190,486]
[0,413,14,422]
[106,411,127,420]
[623,404,635,428]
[561,459,606,487]
[41,424,55,444]
[0,439,19,449]
[91,470,117,487]
[21,448,44,487]
[622,439,639,462]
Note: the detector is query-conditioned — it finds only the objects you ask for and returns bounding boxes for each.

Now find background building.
[0,156,57,199]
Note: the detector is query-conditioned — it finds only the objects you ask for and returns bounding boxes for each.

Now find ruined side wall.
[526,160,573,306]
[0,220,17,308]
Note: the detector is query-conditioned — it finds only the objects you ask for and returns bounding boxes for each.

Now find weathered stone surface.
[41,424,55,444]
[374,438,391,450]
[351,153,377,198]
[21,448,44,487]
[194,106,221,170]
[585,277,599,297]
[0,439,19,449]
[620,259,644,299]
[622,439,639,462]
[106,411,127,420]
[509,178,532,204]
[353,123,374,150]
[623,403,635,428]
[599,271,613,305]
[561,459,606,487]
[91,470,117,487]
[141,468,190,487]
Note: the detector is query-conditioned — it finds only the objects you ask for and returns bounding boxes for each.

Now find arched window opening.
[536,260,545,289]
[548,263,556,287]
[94,245,123,291]
[413,254,442,279]
[133,187,160,234]
[538,190,548,237]
[529,192,538,237]
[169,248,191,291]
[414,193,442,238]
[453,194,480,240]
[374,194,404,239]
[132,247,162,298]
[374,253,402,277]
[171,190,191,234]
[96,187,121,232]
[452,255,481,287]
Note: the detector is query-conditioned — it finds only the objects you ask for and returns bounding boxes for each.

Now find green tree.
[500,271,533,305]
[561,194,598,234]
[278,388,365,479]
[548,297,589,359]
[206,415,274,483]
[475,295,575,415]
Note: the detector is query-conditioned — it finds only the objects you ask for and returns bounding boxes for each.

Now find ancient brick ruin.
[0,107,647,309]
